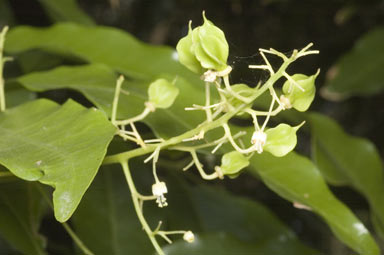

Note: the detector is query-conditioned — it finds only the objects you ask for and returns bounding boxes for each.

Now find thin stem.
[0,26,9,112]
[204,82,213,121]
[222,123,256,154]
[190,150,220,180]
[245,106,283,117]
[223,75,252,104]
[35,185,94,255]
[111,75,125,124]
[62,223,95,255]
[261,97,275,131]
[115,107,152,126]
[121,161,165,255]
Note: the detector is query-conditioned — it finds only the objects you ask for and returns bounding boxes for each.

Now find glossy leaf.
[0,181,47,255]
[0,99,116,222]
[324,27,384,98]
[5,23,201,82]
[37,0,94,25]
[249,151,380,255]
[16,64,206,138]
[308,113,384,239]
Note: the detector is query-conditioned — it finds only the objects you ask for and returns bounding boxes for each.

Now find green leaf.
[5,82,36,108]
[164,233,318,255]
[0,99,116,222]
[5,23,201,82]
[16,50,64,73]
[16,64,206,138]
[249,152,380,255]
[308,113,384,240]
[72,165,154,255]
[164,184,319,255]
[0,181,47,255]
[324,27,384,98]
[37,0,94,25]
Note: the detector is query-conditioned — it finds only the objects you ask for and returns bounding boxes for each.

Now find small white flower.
[251,130,267,154]
[183,231,195,243]
[152,181,168,208]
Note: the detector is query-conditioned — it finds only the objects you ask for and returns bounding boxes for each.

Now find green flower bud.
[264,122,304,157]
[148,78,179,109]
[176,22,203,74]
[220,151,249,176]
[176,12,229,73]
[282,70,319,112]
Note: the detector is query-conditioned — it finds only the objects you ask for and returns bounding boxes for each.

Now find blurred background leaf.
[323,27,384,99]
[37,0,94,25]
[309,113,384,240]
[0,181,47,255]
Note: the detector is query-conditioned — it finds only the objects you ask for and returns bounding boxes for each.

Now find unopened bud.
[183,231,195,243]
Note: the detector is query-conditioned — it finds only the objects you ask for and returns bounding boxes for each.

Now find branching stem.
[121,161,165,255]
[0,26,9,112]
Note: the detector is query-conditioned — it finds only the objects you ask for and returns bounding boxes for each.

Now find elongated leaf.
[185,185,319,254]
[5,23,201,82]
[249,152,380,255]
[37,0,94,25]
[164,233,318,255]
[308,113,384,239]
[16,64,206,138]
[0,181,47,255]
[0,99,116,222]
[324,27,384,98]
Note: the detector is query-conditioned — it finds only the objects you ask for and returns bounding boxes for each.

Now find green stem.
[120,161,165,255]
[35,185,95,255]
[62,223,95,255]
[0,26,9,112]
[111,75,124,125]
[103,57,293,165]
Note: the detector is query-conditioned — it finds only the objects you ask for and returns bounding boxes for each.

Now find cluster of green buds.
[110,12,319,255]
[177,11,230,82]
[175,12,319,179]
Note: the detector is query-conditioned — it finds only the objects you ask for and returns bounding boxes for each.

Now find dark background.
[2,0,384,254]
